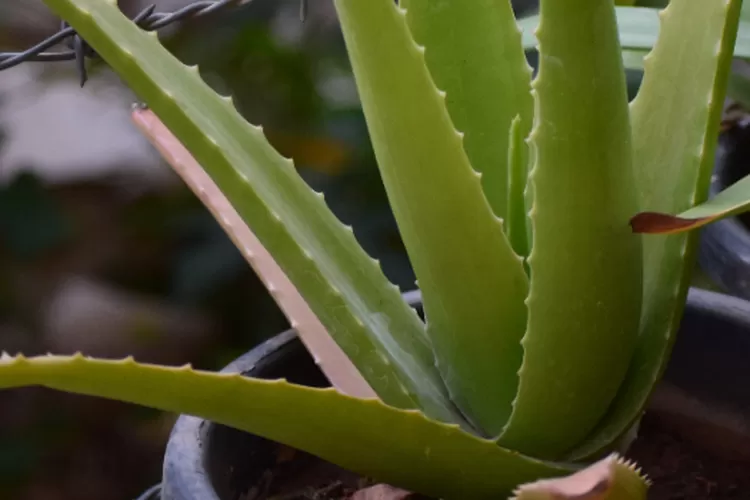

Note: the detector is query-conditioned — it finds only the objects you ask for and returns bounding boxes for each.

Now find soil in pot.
[628,412,750,500]
[229,443,368,499]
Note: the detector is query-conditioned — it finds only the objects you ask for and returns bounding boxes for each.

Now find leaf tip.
[629,211,705,234]
[512,453,649,500]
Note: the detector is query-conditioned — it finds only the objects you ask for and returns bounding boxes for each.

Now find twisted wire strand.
[0,0,308,86]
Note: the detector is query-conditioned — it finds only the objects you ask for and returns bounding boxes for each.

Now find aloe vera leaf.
[401,0,534,221]
[512,454,649,500]
[519,7,750,60]
[630,172,750,234]
[333,0,529,436]
[0,353,573,499]
[131,108,375,398]
[518,8,658,52]
[41,0,464,425]
[499,0,643,458]
[507,116,529,259]
[570,0,742,460]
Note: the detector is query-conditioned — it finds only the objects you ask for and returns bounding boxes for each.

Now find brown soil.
[628,413,750,499]
[237,446,371,500]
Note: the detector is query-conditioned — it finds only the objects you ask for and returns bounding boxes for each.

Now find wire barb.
[0,0,309,87]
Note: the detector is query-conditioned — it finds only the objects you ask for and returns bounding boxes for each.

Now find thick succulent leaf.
[41,0,463,425]
[131,107,375,399]
[570,0,742,460]
[507,116,529,259]
[512,454,649,500]
[333,0,529,436]
[630,173,750,234]
[401,0,533,221]
[0,353,573,499]
[519,7,750,60]
[500,0,642,458]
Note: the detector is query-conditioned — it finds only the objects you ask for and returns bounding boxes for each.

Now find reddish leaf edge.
[629,212,711,235]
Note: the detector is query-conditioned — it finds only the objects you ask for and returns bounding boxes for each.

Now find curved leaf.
[507,116,530,258]
[401,0,534,221]
[41,0,462,425]
[0,353,573,499]
[131,107,374,399]
[570,0,742,460]
[333,0,529,436]
[512,454,649,500]
[500,0,642,459]
[630,172,750,235]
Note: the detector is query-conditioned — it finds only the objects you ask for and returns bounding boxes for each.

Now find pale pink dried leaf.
[512,454,648,500]
[350,484,419,500]
[130,107,375,399]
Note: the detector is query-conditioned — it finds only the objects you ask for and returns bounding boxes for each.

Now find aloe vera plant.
[521,2,750,105]
[0,0,742,498]
[520,4,750,70]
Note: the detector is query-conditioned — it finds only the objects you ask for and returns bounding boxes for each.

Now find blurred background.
[0,0,532,498]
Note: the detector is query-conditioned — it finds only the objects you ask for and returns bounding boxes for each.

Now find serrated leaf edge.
[0,352,577,499]
[42,0,463,426]
[568,0,742,460]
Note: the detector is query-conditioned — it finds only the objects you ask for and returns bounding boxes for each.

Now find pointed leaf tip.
[571,0,743,460]
[633,172,750,235]
[629,212,708,234]
[0,353,572,498]
[62,0,457,423]
[333,0,529,435]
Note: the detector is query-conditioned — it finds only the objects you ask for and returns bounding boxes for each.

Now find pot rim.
[160,330,298,500]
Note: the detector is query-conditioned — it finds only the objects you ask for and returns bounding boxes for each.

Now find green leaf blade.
[519,7,750,61]
[570,0,743,460]
[333,0,529,437]
[631,173,750,235]
[401,0,534,221]
[500,0,643,458]
[507,115,530,258]
[42,0,462,425]
[0,353,573,499]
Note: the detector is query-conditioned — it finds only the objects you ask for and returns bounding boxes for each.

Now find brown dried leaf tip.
[630,212,706,235]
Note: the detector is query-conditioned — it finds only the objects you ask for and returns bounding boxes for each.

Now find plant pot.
[698,122,750,299]
[147,287,750,500]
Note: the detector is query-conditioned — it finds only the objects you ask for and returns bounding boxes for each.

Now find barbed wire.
[0,0,308,87]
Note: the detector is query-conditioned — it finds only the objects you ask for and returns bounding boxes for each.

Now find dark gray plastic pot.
[158,329,331,500]
[140,287,750,500]
[698,123,750,299]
